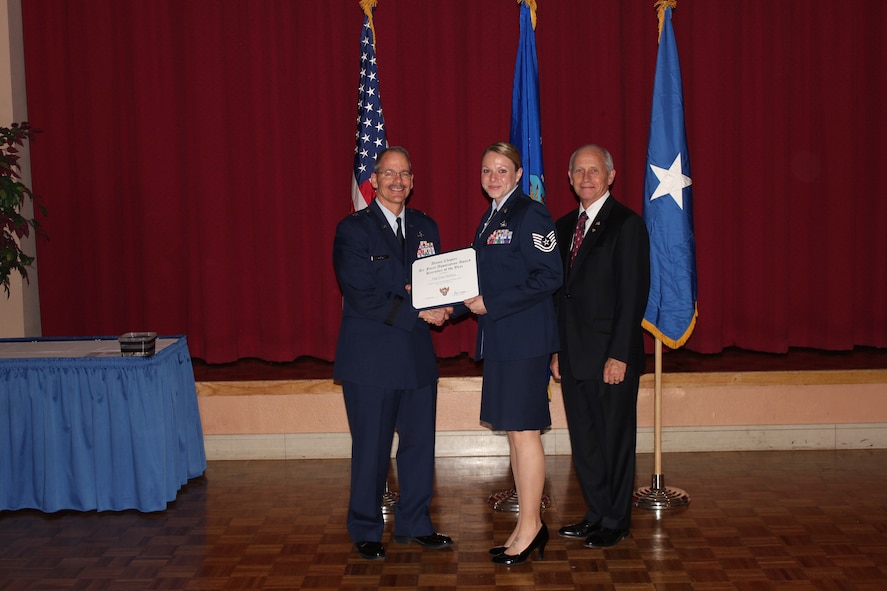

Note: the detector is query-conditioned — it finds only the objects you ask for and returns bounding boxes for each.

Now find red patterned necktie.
[569,211,588,268]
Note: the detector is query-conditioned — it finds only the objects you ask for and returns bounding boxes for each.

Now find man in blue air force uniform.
[332,146,453,561]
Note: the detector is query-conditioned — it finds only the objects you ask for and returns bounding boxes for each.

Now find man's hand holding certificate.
[411,247,479,310]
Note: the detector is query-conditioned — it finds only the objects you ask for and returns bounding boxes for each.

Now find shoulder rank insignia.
[532,230,557,253]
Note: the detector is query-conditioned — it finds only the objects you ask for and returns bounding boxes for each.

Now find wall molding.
[197,369,887,460]
[203,423,887,461]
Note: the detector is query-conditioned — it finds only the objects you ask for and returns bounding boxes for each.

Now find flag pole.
[654,338,662,474]
[634,338,689,510]
[352,0,398,513]
[634,0,692,513]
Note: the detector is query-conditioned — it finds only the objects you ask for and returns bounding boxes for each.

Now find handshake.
[419,306,454,326]
[406,283,457,327]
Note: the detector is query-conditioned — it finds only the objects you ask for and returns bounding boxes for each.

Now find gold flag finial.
[654,0,677,43]
[359,0,379,48]
[518,0,538,31]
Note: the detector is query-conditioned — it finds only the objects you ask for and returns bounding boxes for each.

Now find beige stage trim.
[196,369,887,397]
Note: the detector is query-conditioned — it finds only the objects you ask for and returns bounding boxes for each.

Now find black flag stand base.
[488,486,551,512]
[634,473,690,511]
[381,480,399,515]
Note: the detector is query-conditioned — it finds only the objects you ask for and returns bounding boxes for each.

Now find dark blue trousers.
[342,380,438,542]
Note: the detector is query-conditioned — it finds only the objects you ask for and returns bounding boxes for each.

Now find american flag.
[351,1,387,211]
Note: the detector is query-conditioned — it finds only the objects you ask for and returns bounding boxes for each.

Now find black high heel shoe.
[488,545,507,556]
[491,522,548,565]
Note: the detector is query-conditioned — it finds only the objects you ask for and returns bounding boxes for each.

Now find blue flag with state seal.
[509,0,545,202]
[642,2,697,349]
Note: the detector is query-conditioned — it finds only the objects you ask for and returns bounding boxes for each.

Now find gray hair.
[568,144,614,174]
[374,146,412,172]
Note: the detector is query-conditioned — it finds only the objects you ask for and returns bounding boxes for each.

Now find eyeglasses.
[378,169,414,180]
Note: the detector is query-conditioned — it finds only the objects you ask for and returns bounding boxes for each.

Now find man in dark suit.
[550,144,650,549]
[333,146,453,561]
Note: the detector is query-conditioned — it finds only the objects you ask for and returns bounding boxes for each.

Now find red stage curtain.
[20,1,887,363]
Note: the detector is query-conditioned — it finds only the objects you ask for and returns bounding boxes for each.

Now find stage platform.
[190,347,887,461]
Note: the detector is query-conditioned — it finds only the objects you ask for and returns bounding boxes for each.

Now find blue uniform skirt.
[479,355,552,431]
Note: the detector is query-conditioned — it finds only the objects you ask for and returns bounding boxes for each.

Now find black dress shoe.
[488,545,507,556]
[392,533,453,549]
[583,528,630,548]
[492,522,549,566]
[558,519,601,539]
[355,541,386,560]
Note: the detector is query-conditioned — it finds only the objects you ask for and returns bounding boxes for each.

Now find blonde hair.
[482,142,522,170]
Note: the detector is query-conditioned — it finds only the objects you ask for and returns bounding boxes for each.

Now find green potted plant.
[0,122,45,297]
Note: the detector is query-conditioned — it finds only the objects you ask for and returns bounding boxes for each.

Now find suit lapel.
[403,211,421,262]
[568,198,613,281]
[474,205,500,247]
[476,193,523,248]
[370,200,405,262]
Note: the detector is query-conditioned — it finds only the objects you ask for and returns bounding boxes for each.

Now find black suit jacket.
[554,196,650,380]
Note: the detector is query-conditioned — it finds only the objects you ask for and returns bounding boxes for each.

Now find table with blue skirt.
[0,335,207,512]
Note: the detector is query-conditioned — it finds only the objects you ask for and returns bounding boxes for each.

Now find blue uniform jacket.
[333,199,441,389]
[470,191,562,361]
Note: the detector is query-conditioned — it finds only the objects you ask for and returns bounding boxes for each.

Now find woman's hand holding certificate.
[411,247,479,310]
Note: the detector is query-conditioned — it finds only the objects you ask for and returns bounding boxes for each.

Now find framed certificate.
[411,247,479,310]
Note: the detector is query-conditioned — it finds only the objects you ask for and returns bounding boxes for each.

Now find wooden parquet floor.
[2,450,887,590]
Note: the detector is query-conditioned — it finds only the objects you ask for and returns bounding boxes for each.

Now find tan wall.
[0,0,41,338]
[197,370,887,459]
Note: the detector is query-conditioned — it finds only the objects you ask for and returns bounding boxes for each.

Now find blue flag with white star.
[642,5,697,349]
[509,0,545,202]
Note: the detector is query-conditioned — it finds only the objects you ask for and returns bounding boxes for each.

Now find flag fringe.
[642,306,697,350]
[654,0,677,43]
[359,0,378,48]
[518,0,538,30]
